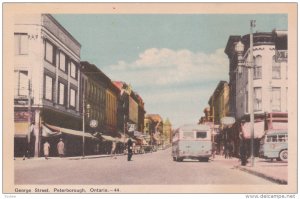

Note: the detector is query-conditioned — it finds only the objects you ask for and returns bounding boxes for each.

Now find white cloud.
[108,48,229,87]
[106,48,229,127]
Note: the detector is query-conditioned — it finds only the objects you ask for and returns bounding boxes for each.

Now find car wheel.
[173,157,176,161]
[279,149,288,161]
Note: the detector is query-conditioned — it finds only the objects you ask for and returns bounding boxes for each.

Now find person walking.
[43,141,50,160]
[57,138,65,158]
[127,138,133,161]
[110,141,117,159]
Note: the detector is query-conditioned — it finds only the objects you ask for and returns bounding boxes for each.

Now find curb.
[235,165,288,185]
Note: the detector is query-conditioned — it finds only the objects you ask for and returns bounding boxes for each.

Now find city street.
[15,148,274,185]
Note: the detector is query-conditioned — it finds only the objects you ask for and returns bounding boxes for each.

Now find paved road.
[15,148,274,185]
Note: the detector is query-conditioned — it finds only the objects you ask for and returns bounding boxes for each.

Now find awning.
[242,121,265,139]
[45,124,98,139]
[14,122,32,138]
[42,125,61,137]
[101,134,118,142]
[271,122,288,130]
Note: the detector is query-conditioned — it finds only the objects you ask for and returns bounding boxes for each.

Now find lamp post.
[82,91,91,158]
[235,20,255,167]
[249,20,255,167]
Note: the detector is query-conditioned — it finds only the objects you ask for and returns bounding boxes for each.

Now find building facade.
[225,30,288,156]
[208,81,230,153]
[14,14,82,157]
[163,118,172,146]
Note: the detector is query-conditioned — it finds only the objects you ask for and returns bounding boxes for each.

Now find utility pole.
[249,20,256,167]
[26,79,31,159]
[82,91,85,157]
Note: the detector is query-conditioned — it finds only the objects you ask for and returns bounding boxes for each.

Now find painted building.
[208,81,230,153]
[113,81,145,138]
[80,61,120,154]
[163,118,172,145]
[14,14,83,157]
[144,114,163,146]
[225,30,288,156]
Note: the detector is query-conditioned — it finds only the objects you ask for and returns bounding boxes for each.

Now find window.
[58,82,67,106]
[14,70,28,96]
[70,88,76,108]
[70,61,77,79]
[183,132,194,139]
[196,132,207,139]
[254,87,262,111]
[272,56,281,79]
[44,75,54,101]
[59,52,67,72]
[253,55,262,79]
[272,87,281,111]
[14,33,28,55]
[266,135,277,142]
[45,40,56,65]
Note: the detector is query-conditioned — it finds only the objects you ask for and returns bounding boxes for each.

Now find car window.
[196,131,207,139]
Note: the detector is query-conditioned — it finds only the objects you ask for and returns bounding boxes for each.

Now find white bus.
[172,124,212,162]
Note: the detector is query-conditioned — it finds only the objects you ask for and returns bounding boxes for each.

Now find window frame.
[253,55,262,79]
[69,85,77,109]
[272,55,281,79]
[70,60,78,80]
[44,73,55,102]
[58,81,67,106]
[44,40,56,66]
[14,33,29,55]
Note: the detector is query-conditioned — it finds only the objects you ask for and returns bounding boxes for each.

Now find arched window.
[253,55,262,79]
[272,55,281,79]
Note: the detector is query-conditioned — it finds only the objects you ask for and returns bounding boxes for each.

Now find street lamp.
[235,20,255,167]
[82,91,91,158]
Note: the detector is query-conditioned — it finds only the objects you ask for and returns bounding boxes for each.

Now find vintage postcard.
[2,2,298,197]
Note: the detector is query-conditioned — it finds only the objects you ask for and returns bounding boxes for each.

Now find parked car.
[259,129,288,161]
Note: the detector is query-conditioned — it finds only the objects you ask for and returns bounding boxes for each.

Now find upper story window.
[14,70,28,96]
[44,74,54,101]
[271,87,281,111]
[14,33,28,55]
[253,55,262,79]
[59,52,68,73]
[58,82,67,106]
[70,87,77,109]
[70,61,78,79]
[45,40,56,65]
[272,56,281,79]
[254,87,262,111]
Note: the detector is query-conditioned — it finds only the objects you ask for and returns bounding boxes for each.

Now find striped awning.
[45,124,98,139]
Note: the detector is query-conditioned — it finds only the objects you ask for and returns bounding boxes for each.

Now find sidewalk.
[212,155,288,184]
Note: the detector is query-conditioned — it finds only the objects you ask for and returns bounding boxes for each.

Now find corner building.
[14,14,82,157]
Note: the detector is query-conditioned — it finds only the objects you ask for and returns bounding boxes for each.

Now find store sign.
[221,117,236,126]
[275,50,288,62]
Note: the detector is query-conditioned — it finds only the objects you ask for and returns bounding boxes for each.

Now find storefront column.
[34,109,41,157]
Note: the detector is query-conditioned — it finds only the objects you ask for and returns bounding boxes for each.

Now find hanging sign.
[221,117,236,126]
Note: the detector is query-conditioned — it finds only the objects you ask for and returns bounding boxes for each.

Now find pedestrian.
[57,138,65,158]
[111,141,117,159]
[127,138,133,161]
[239,124,247,166]
[212,142,216,159]
[43,141,50,160]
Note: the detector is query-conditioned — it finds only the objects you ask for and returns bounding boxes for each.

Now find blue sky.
[53,14,287,128]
